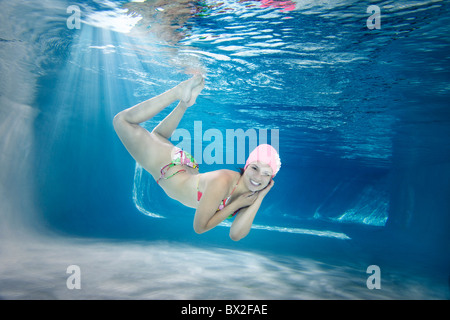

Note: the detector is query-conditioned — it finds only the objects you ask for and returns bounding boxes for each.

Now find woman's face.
[243,161,273,192]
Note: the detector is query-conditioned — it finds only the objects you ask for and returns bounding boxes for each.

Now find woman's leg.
[113,75,204,177]
[152,77,204,139]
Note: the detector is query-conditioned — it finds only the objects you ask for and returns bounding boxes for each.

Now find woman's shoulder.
[203,169,239,186]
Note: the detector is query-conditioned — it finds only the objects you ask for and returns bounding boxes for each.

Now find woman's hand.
[257,179,274,198]
[235,180,275,208]
[236,191,259,208]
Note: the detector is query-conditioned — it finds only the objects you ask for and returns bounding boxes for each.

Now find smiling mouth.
[250,179,261,186]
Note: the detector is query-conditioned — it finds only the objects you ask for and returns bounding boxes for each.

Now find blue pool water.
[0,0,449,299]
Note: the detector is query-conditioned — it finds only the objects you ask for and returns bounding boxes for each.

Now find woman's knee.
[113,112,143,140]
[113,112,128,133]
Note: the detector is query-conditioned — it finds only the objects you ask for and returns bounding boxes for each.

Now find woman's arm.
[229,180,275,241]
[193,176,259,234]
[229,198,262,241]
[193,176,239,234]
[202,200,244,232]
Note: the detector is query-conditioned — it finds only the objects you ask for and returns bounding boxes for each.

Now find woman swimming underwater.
[113,75,281,241]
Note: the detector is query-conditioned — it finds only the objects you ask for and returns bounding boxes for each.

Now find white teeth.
[250,179,261,186]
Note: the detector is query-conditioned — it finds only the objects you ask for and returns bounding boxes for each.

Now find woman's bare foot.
[179,75,205,107]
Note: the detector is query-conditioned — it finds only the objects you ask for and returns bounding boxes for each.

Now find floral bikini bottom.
[156,147,198,184]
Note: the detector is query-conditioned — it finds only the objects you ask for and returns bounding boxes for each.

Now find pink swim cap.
[244,144,281,177]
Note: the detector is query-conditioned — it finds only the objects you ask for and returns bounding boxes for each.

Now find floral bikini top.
[155,147,241,219]
[197,178,240,219]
